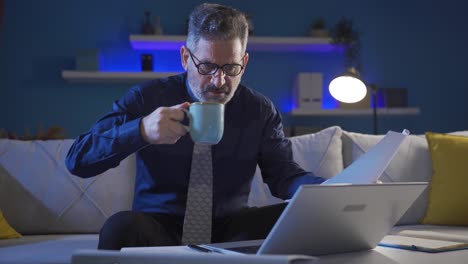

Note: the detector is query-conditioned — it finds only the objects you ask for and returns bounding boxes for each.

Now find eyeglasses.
[187,49,245,76]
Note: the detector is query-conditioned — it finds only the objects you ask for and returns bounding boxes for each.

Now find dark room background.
[1,0,467,138]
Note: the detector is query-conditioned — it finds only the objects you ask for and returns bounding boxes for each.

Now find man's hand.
[140,102,190,144]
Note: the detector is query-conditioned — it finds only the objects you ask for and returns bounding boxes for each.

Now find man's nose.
[211,68,226,87]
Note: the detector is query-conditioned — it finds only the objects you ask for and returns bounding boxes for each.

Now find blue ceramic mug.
[183,102,224,145]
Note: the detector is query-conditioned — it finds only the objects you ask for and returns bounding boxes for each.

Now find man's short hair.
[186,3,249,52]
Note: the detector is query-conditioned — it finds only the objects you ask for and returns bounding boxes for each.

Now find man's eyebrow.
[200,60,238,65]
[198,56,244,65]
[197,57,212,63]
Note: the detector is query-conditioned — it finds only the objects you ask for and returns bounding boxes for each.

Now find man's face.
[181,38,249,104]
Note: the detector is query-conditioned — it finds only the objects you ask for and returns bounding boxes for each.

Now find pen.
[188,244,214,253]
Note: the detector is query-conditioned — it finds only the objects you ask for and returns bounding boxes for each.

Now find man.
[66,3,325,250]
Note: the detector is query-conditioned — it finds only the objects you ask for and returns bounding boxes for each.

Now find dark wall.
[1,0,467,138]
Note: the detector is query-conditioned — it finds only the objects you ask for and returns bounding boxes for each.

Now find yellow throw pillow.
[0,209,21,239]
[422,132,468,225]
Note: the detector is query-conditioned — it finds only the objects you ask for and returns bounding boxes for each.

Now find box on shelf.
[292,72,323,110]
[377,88,408,108]
[141,54,153,71]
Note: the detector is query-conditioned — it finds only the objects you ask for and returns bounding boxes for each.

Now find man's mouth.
[203,86,229,95]
[208,90,227,95]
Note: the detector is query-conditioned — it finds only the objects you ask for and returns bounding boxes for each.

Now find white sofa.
[1,126,467,264]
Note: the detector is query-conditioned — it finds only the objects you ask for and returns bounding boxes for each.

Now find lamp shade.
[329,67,368,103]
[329,76,367,103]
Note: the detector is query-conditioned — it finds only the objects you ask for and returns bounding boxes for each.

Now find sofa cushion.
[422,132,468,225]
[248,126,343,206]
[0,234,98,264]
[290,126,344,179]
[0,139,136,234]
[0,208,21,239]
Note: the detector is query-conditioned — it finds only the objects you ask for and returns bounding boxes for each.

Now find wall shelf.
[129,34,338,52]
[290,107,421,116]
[62,71,182,83]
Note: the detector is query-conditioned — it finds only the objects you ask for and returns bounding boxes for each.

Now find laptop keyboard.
[226,245,261,254]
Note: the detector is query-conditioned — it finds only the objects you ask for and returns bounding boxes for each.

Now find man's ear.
[241,52,249,73]
[180,45,189,71]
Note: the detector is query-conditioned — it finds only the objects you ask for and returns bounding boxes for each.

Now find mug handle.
[181,108,191,132]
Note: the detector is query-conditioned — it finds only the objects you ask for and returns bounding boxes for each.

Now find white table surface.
[116,240,468,264]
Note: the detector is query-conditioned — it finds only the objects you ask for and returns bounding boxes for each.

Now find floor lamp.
[329,67,379,135]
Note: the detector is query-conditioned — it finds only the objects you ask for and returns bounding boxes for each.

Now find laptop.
[200,129,428,256]
[209,183,427,256]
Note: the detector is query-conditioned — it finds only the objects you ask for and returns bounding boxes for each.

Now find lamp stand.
[369,84,378,135]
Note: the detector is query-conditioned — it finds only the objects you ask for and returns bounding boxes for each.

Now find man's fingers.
[167,102,190,121]
[168,120,188,137]
[170,102,190,110]
[141,103,191,144]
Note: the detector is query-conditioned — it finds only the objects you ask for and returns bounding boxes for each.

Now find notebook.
[379,230,468,253]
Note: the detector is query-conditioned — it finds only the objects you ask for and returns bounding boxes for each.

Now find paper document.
[379,231,468,253]
[322,130,408,185]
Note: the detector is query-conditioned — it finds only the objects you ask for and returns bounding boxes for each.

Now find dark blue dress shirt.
[66,73,324,218]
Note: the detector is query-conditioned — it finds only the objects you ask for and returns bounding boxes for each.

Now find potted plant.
[330,17,361,71]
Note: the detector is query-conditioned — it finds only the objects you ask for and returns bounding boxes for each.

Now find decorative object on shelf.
[293,72,323,110]
[308,18,328,38]
[330,17,361,71]
[140,54,153,71]
[377,88,408,108]
[76,49,102,71]
[0,126,65,140]
[141,11,155,35]
[154,16,163,35]
[328,67,380,134]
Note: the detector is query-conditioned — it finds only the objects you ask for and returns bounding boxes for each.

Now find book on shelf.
[379,230,468,253]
